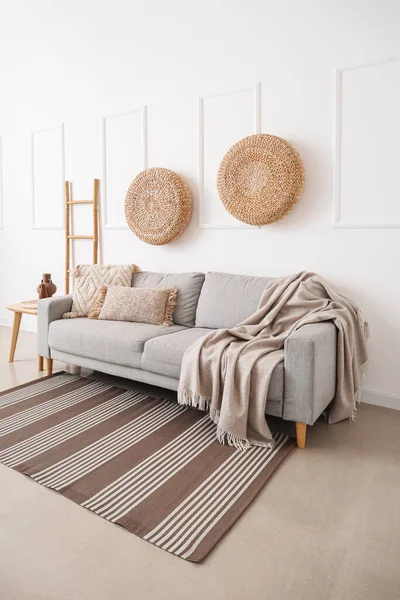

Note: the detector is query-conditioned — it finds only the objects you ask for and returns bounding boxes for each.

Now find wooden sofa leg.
[45,358,53,376]
[296,422,307,449]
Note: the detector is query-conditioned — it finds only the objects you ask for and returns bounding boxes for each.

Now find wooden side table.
[6,303,50,373]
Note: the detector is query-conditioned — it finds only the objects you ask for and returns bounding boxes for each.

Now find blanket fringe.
[217,427,251,451]
[178,389,211,412]
[216,426,274,451]
[178,389,275,451]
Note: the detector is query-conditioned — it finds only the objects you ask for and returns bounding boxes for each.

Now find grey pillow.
[195,272,271,329]
[132,272,205,327]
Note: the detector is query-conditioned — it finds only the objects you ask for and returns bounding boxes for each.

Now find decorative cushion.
[98,286,178,326]
[132,271,205,327]
[63,264,140,319]
[195,272,271,329]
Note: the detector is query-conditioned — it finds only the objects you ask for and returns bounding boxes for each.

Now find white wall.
[0,0,399,406]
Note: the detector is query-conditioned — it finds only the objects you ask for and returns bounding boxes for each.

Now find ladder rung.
[67,201,94,205]
[68,235,94,240]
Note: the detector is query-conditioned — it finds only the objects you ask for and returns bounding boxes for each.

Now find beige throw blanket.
[178,272,369,450]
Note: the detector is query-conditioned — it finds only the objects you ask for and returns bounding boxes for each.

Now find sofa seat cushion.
[141,327,215,379]
[195,272,271,329]
[132,271,205,327]
[48,318,186,369]
[141,328,284,403]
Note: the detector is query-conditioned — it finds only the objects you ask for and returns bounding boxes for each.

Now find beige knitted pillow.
[95,286,178,326]
[63,264,141,319]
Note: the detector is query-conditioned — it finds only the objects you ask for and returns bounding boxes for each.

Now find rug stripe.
[0,374,80,410]
[155,438,284,554]
[143,444,261,543]
[0,373,295,562]
[181,435,289,559]
[51,403,186,491]
[33,401,186,489]
[32,399,177,484]
[83,416,211,510]
[145,433,283,546]
[91,421,217,520]
[166,445,270,554]
[39,402,185,490]
[0,390,146,467]
[0,381,110,436]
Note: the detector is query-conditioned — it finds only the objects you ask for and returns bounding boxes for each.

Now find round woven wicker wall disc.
[125,168,192,245]
[217,134,305,225]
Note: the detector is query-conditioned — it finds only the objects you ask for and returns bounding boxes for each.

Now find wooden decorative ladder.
[65,179,100,294]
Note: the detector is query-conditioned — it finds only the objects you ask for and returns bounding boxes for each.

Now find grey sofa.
[37,271,337,448]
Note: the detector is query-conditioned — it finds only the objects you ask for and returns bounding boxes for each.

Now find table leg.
[8,312,22,363]
[38,355,44,371]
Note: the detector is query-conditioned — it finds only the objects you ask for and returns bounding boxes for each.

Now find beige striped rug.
[0,372,294,562]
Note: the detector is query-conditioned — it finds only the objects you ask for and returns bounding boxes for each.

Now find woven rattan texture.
[217,134,304,225]
[125,168,192,245]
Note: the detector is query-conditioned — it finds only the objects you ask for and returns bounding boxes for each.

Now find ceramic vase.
[37,273,57,298]
[38,283,48,299]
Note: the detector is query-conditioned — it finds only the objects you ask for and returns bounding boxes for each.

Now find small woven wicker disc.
[217,134,305,225]
[125,168,192,245]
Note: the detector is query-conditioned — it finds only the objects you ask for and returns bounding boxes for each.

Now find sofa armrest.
[37,295,72,358]
[283,322,337,426]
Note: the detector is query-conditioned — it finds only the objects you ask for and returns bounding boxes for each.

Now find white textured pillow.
[63,264,140,318]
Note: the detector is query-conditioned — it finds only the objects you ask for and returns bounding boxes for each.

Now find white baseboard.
[362,389,400,411]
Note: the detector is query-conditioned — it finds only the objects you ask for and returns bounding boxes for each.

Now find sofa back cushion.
[132,272,205,327]
[195,272,271,329]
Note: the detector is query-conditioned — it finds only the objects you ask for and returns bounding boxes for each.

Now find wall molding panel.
[333,58,400,229]
[102,106,148,230]
[0,136,3,230]
[198,82,262,229]
[31,124,65,230]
